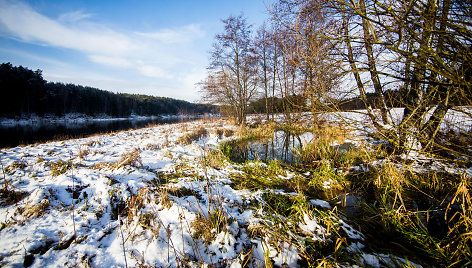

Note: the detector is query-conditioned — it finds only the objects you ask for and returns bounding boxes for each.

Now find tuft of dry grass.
[444,173,472,266]
[156,188,173,209]
[84,140,99,147]
[224,129,234,138]
[127,187,151,222]
[5,161,27,175]
[307,160,348,200]
[36,156,45,163]
[0,188,27,206]
[78,147,90,160]
[216,129,224,139]
[145,143,160,151]
[21,199,50,219]
[177,126,208,145]
[191,208,228,242]
[113,148,142,169]
[50,160,73,176]
[201,149,228,170]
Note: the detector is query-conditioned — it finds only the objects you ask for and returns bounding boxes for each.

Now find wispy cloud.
[0,0,208,100]
[138,65,173,79]
[58,10,93,23]
[0,1,137,55]
[88,55,133,68]
[136,24,205,44]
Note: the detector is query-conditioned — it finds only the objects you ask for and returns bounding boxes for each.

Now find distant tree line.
[247,90,409,113]
[247,95,305,114]
[0,63,214,117]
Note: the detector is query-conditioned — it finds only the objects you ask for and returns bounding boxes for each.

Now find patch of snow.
[310,199,331,209]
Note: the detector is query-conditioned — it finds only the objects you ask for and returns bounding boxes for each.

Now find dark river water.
[0,116,194,148]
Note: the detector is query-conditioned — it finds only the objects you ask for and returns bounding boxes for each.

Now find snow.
[310,199,331,209]
[0,119,238,267]
[299,213,327,242]
[0,114,457,267]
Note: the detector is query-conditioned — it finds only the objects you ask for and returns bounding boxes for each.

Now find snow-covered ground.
[0,114,462,267]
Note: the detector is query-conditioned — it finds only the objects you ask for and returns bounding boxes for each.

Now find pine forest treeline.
[0,63,213,117]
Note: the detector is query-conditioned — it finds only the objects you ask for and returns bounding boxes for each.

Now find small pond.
[223,130,315,164]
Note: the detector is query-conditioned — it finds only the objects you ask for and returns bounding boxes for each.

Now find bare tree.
[255,23,273,121]
[339,0,471,156]
[272,0,472,158]
[269,0,343,123]
[200,14,259,125]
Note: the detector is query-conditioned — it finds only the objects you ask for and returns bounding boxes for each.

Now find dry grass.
[191,208,228,242]
[21,199,50,219]
[177,126,208,145]
[0,188,27,206]
[441,173,472,266]
[113,148,142,169]
[374,161,407,209]
[215,127,234,139]
[50,160,73,176]
[224,129,234,137]
[246,191,346,266]
[36,156,45,163]
[84,140,99,147]
[78,147,90,159]
[127,188,151,222]
[156,188,173,209]
[201,149,228,170]
[307,160,348,200]
[145,143,160,151]
[294,125,368,170]
[216,129,224,139]
[5,161,26,174]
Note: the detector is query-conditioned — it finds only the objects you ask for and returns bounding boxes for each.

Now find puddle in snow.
[223,130,315,164]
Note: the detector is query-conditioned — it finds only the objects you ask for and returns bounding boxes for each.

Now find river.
[0,115,198,148]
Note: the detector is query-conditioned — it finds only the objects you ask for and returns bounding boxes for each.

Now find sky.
[0,0,270,102]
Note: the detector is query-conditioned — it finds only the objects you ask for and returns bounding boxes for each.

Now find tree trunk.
[359,0,392,126]
[342,9,387,134]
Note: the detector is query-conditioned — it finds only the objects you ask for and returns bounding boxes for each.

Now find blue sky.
[0,0,270,101]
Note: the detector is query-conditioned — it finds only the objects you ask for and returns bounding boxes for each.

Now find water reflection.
[0,116,194,148]
[227,130,314,164]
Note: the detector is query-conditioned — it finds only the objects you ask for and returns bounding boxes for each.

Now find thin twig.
[0,152,8,191]
[70,155,76,239]
[118,215,129,268]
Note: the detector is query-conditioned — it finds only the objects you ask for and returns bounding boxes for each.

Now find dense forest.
[0,63,214,118]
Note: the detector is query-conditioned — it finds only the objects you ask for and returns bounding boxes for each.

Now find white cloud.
[0,0,208,101]
[136,24,205,43]
[0,1,137,55]
[89,55,132,68]
[58,10,93,23]
[138,65,173,79]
